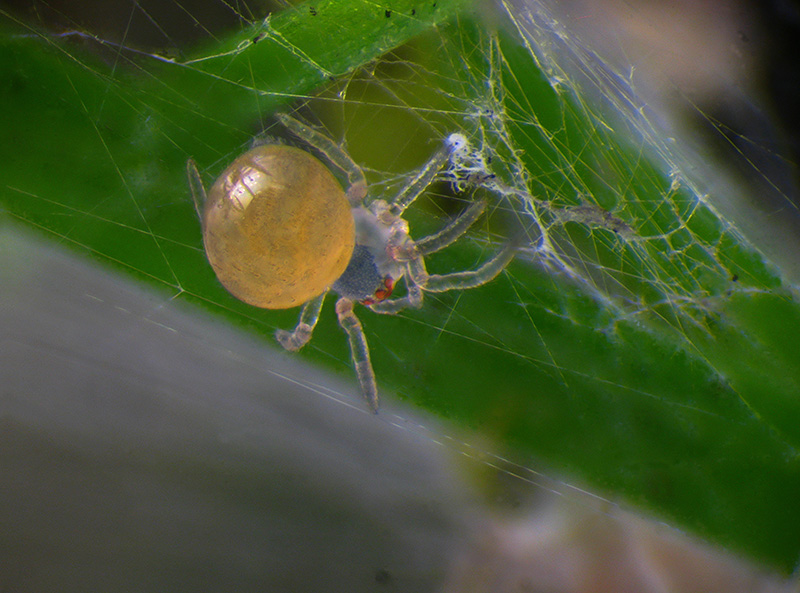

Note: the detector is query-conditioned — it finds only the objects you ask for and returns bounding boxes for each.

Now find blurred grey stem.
[0,225,479,592]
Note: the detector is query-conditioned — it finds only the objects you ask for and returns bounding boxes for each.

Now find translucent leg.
[415,199,486,256]
[276,113,367,205]
[388,142,452,216]
[275,292,327,351]
[423,243,516,293]
[335,297,379,412]
[186,159,207,220]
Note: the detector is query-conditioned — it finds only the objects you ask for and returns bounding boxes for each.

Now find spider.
[188,113,516,412]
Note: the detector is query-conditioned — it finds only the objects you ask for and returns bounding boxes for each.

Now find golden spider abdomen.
[202,145,355,309]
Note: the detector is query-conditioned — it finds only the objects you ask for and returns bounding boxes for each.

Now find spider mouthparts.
[360,277,395,306]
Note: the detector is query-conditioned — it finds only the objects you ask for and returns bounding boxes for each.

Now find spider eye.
[201,145,355,309]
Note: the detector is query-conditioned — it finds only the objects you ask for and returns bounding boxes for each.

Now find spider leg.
[415,199,486,256]
[276,112,367,206]
[389,141,453,216]
[275,291,327,351]
[335,297,379,412]
[372,199,493,314]
[422,243,517,293]
[373,242,515,315]
[186,159,207,220]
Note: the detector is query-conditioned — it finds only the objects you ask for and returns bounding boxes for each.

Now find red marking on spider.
[361,278,395,306]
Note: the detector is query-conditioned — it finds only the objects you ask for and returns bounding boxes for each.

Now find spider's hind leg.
[335,297,379,413]
[276,112,367,206]
[186,159,207,221]
[276,292,327,351]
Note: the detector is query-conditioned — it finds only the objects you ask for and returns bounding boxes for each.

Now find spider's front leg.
[388,137,454,216]
[335,297,379,413]
[370,199,490,316]
[275,292,327,351]
[371,240,516,316]
[422,242,517,293]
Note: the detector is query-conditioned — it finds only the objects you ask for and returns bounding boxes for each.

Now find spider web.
[2,0,800,579]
